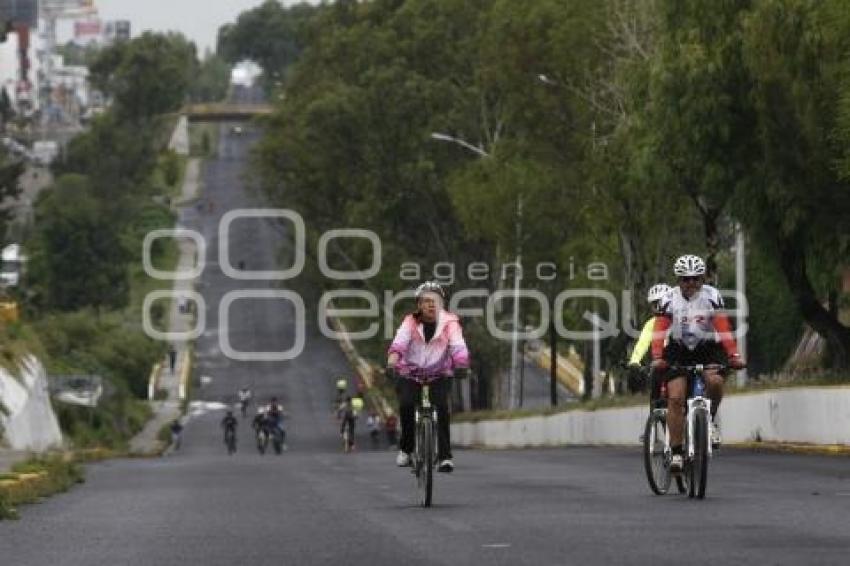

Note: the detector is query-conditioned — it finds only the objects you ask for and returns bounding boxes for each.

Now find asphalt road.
[3,104,850,566]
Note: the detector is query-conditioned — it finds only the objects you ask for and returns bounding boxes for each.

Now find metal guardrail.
[49,374,105,407]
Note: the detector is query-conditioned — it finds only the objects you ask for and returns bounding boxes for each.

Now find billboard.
[104,19,130,42]
[0,0,38,28]
[73,17,101,43]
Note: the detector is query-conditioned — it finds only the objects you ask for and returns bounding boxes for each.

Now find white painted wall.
[0,354,63,451]
[452,387,850,448]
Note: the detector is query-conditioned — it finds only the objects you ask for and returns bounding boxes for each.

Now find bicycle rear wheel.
[416,418,434,507]
[688,410,709,499]
[643,410,671,495]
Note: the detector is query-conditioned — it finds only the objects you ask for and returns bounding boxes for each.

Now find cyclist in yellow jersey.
[627,284,671,397]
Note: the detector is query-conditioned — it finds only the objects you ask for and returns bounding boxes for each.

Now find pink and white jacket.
[388,311,470,381]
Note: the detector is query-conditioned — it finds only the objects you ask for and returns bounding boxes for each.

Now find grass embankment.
[5,150,188,452]
[0,455,84,520]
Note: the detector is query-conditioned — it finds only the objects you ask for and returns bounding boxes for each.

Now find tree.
[647,0,759,279]
[89,32,197,122]
[28,175,130,312]
[0,148,24,241]
[738,0,850,368]
[217,1,317,83]
[190,52,231,103]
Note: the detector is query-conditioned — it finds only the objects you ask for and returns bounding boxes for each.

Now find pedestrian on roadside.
[367,411,381,448]
[170,419,184,451]
[168,345,177,373]
[384,413,398,448]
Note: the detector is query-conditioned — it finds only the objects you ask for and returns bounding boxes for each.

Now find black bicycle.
[224,427,237,455]
[411,380,438,507]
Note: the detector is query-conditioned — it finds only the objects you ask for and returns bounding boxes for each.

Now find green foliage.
[27,175,131,312]
[161,150,181,188]
[217,0,317,82]
[34,311,162,395]
[55,41,101,67]
[0,147,24,241]
[1,455,84,520]
[237,0,850,390]
[89,32,196,122]
[190,52,231,103]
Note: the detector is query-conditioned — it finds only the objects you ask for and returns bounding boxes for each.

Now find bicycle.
[224,427,237,455]
[271,426,286,455]
[256,428,268,455]
[645,364,724,499]
[411,379,439,508]
[641,366,686,496]
[341,418,355,453]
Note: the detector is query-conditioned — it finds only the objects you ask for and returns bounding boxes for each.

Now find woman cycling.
[386,281,470,473]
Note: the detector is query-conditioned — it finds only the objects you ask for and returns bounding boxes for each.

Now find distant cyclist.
[266,397,287,449]
[238,386,253,417]
[650,254,746,473]
[339,396,357,452]
[170,419,184,451]
[221,410,238,450]
[387,281,470,473]
[366,411,381,448]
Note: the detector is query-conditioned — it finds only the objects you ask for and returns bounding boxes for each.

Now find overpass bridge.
[184,102,274,122]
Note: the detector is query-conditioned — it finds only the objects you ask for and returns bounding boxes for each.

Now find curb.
[730,441,850,457]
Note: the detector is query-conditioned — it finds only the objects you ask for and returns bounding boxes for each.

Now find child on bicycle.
[386,281,470,473]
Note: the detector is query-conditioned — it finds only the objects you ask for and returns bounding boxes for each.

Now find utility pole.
[549,305,557,406]
[508,194,522,408]
[735,222,748,387]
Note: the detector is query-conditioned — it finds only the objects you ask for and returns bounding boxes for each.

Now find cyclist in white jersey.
[650,255,746,473]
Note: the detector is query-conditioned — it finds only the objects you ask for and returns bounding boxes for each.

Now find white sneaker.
[396,451,411,467]
[438,459,454,473]
[669,453,683,474]
[711,421,721,449]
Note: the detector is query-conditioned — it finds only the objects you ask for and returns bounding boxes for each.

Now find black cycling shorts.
[662,341,727,380]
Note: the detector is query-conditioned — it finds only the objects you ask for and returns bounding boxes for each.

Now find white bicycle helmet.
[647,283,671,303]
[673,254,706,277]
[414,280,445,299]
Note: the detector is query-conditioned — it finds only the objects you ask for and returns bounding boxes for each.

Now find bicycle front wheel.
[416,418,435,507]
[688,409,709,499]
[643,410,671,495]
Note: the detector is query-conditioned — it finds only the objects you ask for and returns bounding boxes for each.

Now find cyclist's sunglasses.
[678,276,702,283]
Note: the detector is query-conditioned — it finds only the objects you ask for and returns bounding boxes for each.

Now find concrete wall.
[0,355,63,451]
[452,386,850,448]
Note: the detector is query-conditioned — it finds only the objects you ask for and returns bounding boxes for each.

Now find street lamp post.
[430,132,523,408]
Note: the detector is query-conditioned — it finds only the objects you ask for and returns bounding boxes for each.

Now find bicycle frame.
[414,384,438,457]
[685,367,713,460]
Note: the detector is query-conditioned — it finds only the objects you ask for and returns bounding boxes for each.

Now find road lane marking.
[482,543,511,549]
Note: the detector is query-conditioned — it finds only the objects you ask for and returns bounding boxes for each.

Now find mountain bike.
[642,368,686,496]
[649,364,725,499]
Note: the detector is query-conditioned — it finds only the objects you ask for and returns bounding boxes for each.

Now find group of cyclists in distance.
[218,393,287,455]
[199,253,743,482]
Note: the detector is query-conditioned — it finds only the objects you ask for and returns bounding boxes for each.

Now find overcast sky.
[62,0,317,54]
